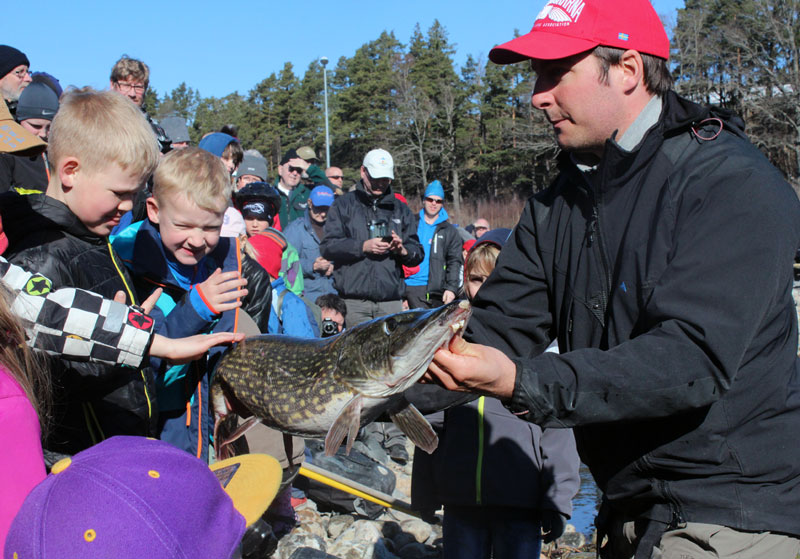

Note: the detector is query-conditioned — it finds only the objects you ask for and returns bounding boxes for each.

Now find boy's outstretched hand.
[196,268,248,314]
[422,335,517,400]
[150,332,245,364]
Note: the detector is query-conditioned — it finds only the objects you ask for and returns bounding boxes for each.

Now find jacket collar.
[2,192,106,246]
[561,91,744,193]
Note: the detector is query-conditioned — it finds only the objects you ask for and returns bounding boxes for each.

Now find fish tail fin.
[390,401,439,454]
[325,395,363,456]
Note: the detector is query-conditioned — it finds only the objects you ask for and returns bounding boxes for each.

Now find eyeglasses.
[13,68,30,79]
[424,197,443,205]
[115,81,147,94]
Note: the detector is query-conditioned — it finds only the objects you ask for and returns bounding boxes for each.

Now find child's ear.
[146,196,160,224]
[58,158,81,189]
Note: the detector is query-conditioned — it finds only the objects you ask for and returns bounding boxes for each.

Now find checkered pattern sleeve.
[0,257,154,367]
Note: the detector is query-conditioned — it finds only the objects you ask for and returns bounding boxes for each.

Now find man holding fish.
[424,0,800,558]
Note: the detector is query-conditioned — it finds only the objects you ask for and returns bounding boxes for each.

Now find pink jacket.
[0,366,45,555]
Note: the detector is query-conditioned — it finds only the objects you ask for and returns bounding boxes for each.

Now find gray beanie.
[16,82,59,122]
[160,116,191,144]
[238,153,268,181]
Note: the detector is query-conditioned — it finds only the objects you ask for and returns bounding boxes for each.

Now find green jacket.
[275,181,311,228]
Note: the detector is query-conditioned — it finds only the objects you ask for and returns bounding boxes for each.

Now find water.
[570,464,602,536]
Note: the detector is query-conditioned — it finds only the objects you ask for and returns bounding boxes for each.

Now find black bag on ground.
[300,439,396,519]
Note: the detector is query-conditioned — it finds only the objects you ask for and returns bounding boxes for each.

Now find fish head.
[335,299,471,397]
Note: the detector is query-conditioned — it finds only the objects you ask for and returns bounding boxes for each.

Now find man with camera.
[320,149,423,463]
[320,148,423,327]
[316,293,347,337]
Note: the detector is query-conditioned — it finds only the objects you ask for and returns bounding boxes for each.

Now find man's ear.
[619,49,645,94]
[146,196,160,224]
[58,157,80,189]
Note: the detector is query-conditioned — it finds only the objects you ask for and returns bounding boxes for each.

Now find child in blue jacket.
[113,147,270,461]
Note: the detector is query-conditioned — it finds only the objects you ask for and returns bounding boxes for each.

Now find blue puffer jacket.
[113,219,247,462]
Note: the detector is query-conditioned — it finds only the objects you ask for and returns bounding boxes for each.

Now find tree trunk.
[452,167,461,215]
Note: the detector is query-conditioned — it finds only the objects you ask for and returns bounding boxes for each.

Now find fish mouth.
[382,300,471,394]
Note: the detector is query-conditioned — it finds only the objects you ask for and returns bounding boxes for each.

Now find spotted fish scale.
[213,300,471,455]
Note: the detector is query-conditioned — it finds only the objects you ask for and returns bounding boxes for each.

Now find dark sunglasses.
[424,197,443,204]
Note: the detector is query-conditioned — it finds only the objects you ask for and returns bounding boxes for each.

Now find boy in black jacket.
[0,88,160,454]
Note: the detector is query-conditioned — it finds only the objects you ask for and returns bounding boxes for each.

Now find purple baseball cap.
[309,185,334,207]
[5,436,282,559]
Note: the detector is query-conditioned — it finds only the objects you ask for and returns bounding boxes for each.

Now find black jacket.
[0,152,48,193]
[467,92,800,535]
[413,214,463,297]
[320,181,423,301]
[0,192,157,454]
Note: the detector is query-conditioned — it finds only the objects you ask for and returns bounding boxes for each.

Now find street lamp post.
[320,56,331,169]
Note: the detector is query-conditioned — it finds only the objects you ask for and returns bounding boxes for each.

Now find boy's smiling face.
[146,191,226,266]
[51,159,143,237]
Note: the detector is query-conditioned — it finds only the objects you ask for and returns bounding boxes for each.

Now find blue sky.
[9,0,684,100]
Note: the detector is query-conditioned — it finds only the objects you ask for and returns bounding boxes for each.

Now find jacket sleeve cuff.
[190,285,218,321]
[505,358,540,421]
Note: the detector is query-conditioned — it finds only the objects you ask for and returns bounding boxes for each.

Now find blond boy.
[0,88,160,454]
[112,147,271,460]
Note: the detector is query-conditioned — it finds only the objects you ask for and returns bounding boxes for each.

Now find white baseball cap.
[362,148,394,180]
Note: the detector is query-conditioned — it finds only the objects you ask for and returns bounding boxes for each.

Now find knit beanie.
[424,180,445,200]
[0,46,29,79]
[16,82,59,122]
[198,132,236,157]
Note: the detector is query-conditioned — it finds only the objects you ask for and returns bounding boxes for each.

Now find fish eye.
[383,318,397,336]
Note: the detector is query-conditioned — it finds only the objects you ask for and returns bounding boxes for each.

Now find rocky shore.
[271,441,596,559]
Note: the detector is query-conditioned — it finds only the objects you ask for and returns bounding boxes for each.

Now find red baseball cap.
[489,0,669,64]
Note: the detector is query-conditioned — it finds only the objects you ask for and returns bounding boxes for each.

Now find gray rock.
[399,518,432,544]
[559,529,587,549]
[328,515,356,539]
[427,522,443,546]
[329,520,383,554]
[277,533,327,559]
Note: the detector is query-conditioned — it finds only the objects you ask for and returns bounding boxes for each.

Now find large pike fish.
[213,300,471,456]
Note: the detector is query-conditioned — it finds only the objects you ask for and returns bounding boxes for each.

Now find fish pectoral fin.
[216,416,263,460]
[325,395,363,457]
[390,402,439,454]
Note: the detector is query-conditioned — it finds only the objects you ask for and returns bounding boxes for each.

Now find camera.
[321,318,340,337]
[368,219,390,240]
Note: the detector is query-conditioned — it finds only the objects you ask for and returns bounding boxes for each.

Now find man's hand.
[388,231,408,257]
[422,335,516,399]
[288,157,309,173]
[149,332,245,364]
[196,268,248,314]
[442,290,456,304]
[363,237,391,255]
[313,256,333,274]
[541,510,568,543]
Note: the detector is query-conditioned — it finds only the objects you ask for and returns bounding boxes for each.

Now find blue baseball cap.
[309,185,334,207]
